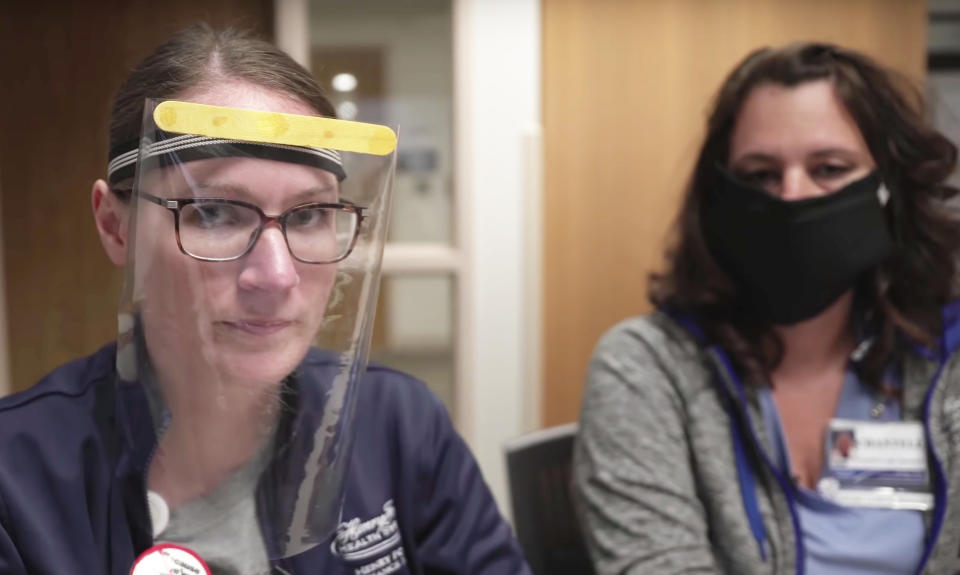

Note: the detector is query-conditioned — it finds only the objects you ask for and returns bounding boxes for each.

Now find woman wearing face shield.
[573,43,960,574]
[0,24,531,575]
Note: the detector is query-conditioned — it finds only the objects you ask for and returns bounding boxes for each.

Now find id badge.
[816,419,933,511]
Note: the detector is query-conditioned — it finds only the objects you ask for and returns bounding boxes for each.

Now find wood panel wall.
[0,0,274,392]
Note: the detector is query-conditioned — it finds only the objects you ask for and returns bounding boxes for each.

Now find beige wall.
[542,0,928,426]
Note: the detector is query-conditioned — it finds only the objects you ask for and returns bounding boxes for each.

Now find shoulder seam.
[0,353,113,413]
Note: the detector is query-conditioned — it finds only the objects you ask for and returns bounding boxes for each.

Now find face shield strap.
[118,313,174,433]
[107,131,347,189]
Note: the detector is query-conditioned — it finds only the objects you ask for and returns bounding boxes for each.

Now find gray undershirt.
[155,447,272,575]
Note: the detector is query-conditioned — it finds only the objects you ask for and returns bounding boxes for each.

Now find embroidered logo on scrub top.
[331,499,407,574]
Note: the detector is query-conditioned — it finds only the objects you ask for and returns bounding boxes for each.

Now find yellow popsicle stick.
[153,100,397,156]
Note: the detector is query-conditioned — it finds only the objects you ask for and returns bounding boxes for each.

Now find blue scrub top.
[758,368,926,575]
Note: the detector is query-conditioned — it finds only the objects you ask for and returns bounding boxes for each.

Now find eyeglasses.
[139,192,364,264]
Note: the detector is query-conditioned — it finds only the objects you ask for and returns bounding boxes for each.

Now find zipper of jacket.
[914,301,960,572]
[140,411,170,544]
[728,409,768,561]
[708,347,806,575]
[914,357,948,574]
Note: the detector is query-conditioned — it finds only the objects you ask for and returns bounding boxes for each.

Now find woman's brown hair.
[107,23,336,193]
[649,42,960,387]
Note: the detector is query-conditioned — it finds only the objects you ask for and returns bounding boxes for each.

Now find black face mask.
[700,167,893,325]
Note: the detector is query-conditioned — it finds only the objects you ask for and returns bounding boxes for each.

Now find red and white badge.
[130,543,211,575]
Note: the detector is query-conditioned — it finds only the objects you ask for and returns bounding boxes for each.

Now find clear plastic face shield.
[118,99,396,562]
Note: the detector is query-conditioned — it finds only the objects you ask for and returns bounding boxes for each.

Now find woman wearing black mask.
[573,43,960,575]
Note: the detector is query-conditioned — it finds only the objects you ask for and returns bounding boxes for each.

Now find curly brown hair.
[649,42,960,387]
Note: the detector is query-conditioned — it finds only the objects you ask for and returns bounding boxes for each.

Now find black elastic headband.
[107,131,346,187]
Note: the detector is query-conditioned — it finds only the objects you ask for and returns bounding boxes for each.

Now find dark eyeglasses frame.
[139,191,365,264]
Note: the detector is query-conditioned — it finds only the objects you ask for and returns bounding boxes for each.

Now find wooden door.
[542,0,928,425]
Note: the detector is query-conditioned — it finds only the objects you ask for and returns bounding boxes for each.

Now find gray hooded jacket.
[573,310,960,574]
